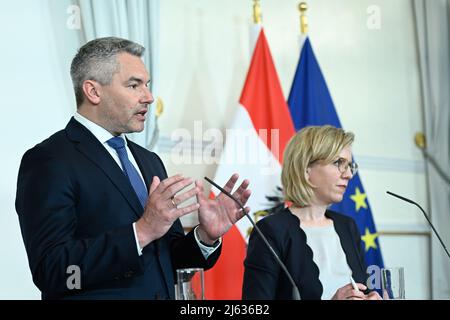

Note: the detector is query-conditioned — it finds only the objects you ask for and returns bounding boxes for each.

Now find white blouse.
[302,223,353,300]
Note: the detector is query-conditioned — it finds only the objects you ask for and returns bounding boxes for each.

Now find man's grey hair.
[70,37,145,107]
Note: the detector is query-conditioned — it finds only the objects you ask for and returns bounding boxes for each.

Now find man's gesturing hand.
[135,174,200,248]
[196,174,251,244]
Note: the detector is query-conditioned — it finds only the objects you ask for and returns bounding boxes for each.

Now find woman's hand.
[331,283,367,300]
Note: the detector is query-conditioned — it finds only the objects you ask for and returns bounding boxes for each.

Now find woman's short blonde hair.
[281,125,354,206]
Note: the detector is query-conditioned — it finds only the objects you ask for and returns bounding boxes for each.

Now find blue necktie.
[107,137,148,208]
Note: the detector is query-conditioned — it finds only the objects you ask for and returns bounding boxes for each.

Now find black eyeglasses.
[332,158,358,175]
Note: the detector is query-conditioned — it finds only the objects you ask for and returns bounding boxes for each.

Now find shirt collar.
[73,112,128,146]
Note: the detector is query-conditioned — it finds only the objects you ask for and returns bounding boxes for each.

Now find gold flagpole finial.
[155,97,164,117]
[253,0,262,24]
[298,2,308,34]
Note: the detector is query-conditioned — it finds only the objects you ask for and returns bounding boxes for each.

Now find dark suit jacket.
[242,208,367,300]
[15,117,220,299]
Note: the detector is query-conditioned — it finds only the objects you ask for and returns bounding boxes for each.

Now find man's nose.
[141,87,154,104]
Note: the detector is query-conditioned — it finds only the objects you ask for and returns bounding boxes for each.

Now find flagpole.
[253,0,262,24]
[298,2,308,34]
[297,2,308,49]
[250,0,263,53]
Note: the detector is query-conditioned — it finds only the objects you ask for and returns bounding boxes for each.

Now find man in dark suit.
[15,37,251,299]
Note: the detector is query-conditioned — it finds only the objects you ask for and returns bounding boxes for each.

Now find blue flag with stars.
[287,37,384,270]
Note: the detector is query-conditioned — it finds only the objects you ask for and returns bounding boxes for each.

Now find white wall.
[0,0,81,299]
[0,0,431,299]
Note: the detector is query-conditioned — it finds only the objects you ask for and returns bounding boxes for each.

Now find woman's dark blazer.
[242,208,368,300]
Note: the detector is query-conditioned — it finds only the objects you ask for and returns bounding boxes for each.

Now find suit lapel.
[327,211,366,277]
[65,118,143,218]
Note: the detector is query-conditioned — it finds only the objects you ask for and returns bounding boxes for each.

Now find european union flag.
[287,37,384,271]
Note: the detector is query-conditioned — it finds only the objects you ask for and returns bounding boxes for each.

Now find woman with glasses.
[242,125,381,300]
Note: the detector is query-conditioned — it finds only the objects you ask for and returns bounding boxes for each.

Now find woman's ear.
[305,168,310,180]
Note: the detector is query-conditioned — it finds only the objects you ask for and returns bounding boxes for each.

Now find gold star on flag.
[350,187,367,211]
[361,228,378,252]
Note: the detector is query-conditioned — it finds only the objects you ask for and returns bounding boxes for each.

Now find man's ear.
[82,80,102,105]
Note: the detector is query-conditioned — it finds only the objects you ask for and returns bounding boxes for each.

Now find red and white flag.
[204,29,295,299]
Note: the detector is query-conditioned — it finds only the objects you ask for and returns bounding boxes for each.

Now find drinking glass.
[381,267,405,300]
[175,268,204,300]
